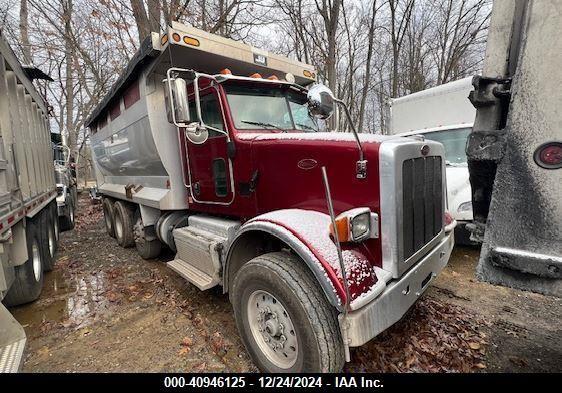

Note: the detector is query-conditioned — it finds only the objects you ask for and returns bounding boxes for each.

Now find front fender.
[225,209,381,311]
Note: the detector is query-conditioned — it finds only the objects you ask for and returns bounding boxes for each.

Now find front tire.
[231,252,344,372]
[3,219,44,306]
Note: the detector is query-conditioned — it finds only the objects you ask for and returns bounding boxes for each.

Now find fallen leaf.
[469,342,481,350]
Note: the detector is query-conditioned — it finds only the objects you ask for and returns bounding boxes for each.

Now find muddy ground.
[9,194,562,372]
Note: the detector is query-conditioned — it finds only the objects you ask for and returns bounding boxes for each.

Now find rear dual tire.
[102,198,116,238]
[3,219,45,307]
[114,201,135,248]
[42,202,58,272]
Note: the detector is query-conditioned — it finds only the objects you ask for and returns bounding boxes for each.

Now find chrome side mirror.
[185,122,209,145]
[307,83,336,120]
[164,76,190,126]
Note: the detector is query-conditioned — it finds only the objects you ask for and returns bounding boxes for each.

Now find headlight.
[457,201,473,212]
[329,207,378,243]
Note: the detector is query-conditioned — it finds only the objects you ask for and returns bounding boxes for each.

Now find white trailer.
[385,78,476,245]
[385,77,475,135]
[0,32,62,372]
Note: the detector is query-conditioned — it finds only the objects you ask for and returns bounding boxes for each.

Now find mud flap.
[0,303,26,372]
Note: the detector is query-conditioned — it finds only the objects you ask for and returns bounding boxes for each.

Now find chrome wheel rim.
[54,217,59,241]
[48,225,55,257]
[32,241,41,282]
[247,290,298,369]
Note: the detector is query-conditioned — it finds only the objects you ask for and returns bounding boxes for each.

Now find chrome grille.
[402,156,443,260]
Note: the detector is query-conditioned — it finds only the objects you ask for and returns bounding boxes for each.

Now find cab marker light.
[183,36,200,47]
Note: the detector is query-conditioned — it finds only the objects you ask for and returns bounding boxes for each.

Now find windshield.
[423,128,472,165]
[225,84,319,132]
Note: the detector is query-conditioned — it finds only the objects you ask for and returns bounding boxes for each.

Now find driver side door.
[184,89,233,205]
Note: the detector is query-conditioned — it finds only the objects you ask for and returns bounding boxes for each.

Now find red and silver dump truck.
[466,0,561,297]
[0,32,66,372]
[87,22,455,372]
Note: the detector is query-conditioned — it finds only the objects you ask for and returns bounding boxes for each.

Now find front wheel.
[231,252,344,372]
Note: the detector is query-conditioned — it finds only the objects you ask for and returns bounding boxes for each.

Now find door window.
[189,92,225,138]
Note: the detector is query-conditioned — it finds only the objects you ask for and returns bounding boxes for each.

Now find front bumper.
[344,231,454,347]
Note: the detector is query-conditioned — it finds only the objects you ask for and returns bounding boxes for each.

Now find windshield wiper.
[241,120,286,132]
[296,123,317,132]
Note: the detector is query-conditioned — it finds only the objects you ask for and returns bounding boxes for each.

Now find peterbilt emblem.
[298,158,318,170]
[421,144,430,156]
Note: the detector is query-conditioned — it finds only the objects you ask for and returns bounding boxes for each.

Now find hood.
[445,165,473,221]
[236,131,400,144]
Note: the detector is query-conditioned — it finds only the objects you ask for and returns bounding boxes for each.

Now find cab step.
[167,258,218,290]
[167,215,240,291]
[0,303,26,373]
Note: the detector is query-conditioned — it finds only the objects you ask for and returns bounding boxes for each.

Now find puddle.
[12,268,113,337]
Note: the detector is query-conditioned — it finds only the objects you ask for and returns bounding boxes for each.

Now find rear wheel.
[231,252,344,372]
[133,210,162,259]
[3,219,44,306]
[42,207,58,271]
[114,201,135,247]
[102,198,115,238]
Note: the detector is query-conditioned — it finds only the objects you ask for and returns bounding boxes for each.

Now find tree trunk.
[19,0,31,63]
[130,0,150,42]
[63,0,74,151]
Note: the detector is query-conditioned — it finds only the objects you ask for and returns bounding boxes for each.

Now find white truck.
[385,77,476,245]
[0,32,63,372]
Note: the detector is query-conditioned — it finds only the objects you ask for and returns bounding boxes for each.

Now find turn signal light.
[329,208,374,243]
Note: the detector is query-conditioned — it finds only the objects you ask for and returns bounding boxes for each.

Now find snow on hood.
[236,131,402,143]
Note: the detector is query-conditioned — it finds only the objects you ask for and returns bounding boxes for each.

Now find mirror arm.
[334,98,367,179]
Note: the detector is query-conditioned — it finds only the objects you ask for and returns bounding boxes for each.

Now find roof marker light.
[285,73,295,83]
[161,35,169,45]
[267,75,279,80]
[249,73,262,79]
[172,33,181,42]
[220,68,232,75]
[183,36,200,47]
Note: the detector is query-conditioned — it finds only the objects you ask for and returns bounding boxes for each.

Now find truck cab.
[87,23,455,372]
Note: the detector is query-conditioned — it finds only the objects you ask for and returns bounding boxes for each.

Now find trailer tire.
[59,193,75,231]
[3,219,44,306]
[102,198,116,238]
[231,251,344,373]
[42,207,58,272]
[133,211,162,260]
[114,201,135,248]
